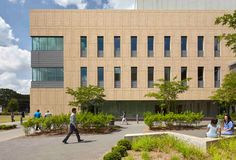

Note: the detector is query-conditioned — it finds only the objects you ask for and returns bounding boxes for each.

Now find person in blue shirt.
[34,109,41,130]
[222,114,234,135]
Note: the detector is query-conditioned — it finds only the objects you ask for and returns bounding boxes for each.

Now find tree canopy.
[7,98,19,112]
[215,10,236,54]
[210,72,236,112]
[145,77,191,113]
[66,85,105,112]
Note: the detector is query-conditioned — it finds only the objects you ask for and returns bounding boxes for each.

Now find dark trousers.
[63,124,80,142]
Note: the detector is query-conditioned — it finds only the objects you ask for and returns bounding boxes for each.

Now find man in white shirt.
[62,108,82,144]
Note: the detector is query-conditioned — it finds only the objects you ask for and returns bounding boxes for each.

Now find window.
[80,36,87,57]
[164,36,170,57]
[131,67,137,88]
[164,67,171,81]
[198,36,204,57]
[148,67,154,88]
[148,36,154,57]
[198,67,204,88]
[97,67,104,88]
[131,36,137,57]
[214,36,220,57]
[81,67,87,87]
[32,37,63,51]
[181,36,187,57]
[114,67,121,88]
[181,67,187,86]
[97,36,104,57]
[214,67,220,88]
[114,36,120,57]
[32,68,63,81]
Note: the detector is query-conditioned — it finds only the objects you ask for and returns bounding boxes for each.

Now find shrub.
[112,146,127,157]
[103,151,122,160]
[117,139,132,150]
[0,124,17,130]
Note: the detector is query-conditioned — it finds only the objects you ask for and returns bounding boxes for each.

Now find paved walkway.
[0,121,209,160]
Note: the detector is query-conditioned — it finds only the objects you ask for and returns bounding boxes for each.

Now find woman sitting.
[222,115,234,135]
[206,119,221,138]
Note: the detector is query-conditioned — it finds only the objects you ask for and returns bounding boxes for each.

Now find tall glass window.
[32,68,63,81]
[198,67,204,88]
[97,36,104,57]
[148,67,154,88]
[181,67,187,86]
[97,67,104,88]
[164,67,171,81]
[81,67,87,87]
[198,36,204,57]
[148,36,154,57]
[181,36,187,57]
[131,67,137,88]
[214,36,220,57]
[114,67,121,88]
[131,36,137,57]
[164,36,171,57]
[114,36,120,57]
[80,36,87,57]
[32,37,63,51]
[214,67,220,88]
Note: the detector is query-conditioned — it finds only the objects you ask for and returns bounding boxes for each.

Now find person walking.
[121,111,128,125]
[34,109,41,130]
[44,110,52,118]
[62,108,83,144]
[20,111,25,124]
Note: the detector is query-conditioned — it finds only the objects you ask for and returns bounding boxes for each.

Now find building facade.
[30,7,236,117]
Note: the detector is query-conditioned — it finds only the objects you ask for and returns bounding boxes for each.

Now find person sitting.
[206,118,221,138]
[221,114,234,135]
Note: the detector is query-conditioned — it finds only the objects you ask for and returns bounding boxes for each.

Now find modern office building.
[30,0,236,117]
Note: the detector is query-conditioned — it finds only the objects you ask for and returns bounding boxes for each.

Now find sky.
[0,0,135,94]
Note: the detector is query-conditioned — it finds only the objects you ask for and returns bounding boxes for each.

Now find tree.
[210,72,236,114]
[7,98,19,112]
[215,10,236,55]
[66,85,105,113]
[145,77,191,114]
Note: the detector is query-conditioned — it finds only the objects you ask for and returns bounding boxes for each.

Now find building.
[30,1,236,117]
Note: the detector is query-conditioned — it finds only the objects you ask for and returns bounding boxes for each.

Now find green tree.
[210,72,236,114]
[7,98,19,112]
[215,10,236,54]
[145,77,191,113]
[66,85,105,113]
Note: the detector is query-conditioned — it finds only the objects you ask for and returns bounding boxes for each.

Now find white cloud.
[0,17,30,94]
[54,0,87,9]
[0,17,18,46]
[8,0,26,4]
[106,0,135,9]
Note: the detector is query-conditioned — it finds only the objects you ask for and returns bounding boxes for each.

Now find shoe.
[62,141,68,144]
[78,139,84,142]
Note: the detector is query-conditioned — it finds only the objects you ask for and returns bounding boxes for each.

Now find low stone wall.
[124,132,236,152]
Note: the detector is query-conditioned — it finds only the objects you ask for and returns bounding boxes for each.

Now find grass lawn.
[0,115,29,123]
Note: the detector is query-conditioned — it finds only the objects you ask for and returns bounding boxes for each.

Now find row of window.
[32,68,64,81]
[80,66,221,88]
[32,37,63,51]
[80,36,220,58]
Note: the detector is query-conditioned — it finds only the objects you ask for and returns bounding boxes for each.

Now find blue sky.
[0,0,135,94]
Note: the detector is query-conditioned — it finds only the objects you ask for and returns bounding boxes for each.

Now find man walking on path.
[34,109,41,130]
[62,108,83,144]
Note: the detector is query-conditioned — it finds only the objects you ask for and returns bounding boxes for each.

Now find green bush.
[0,124,17,130]
[144,112,204,129]
[117,139,132,150]
[112,145,127,157]
[103,151,122,160]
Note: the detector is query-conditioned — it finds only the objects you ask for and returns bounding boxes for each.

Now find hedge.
[22,112,114,135]
[144,112,204,129]
[0,124,17,130]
